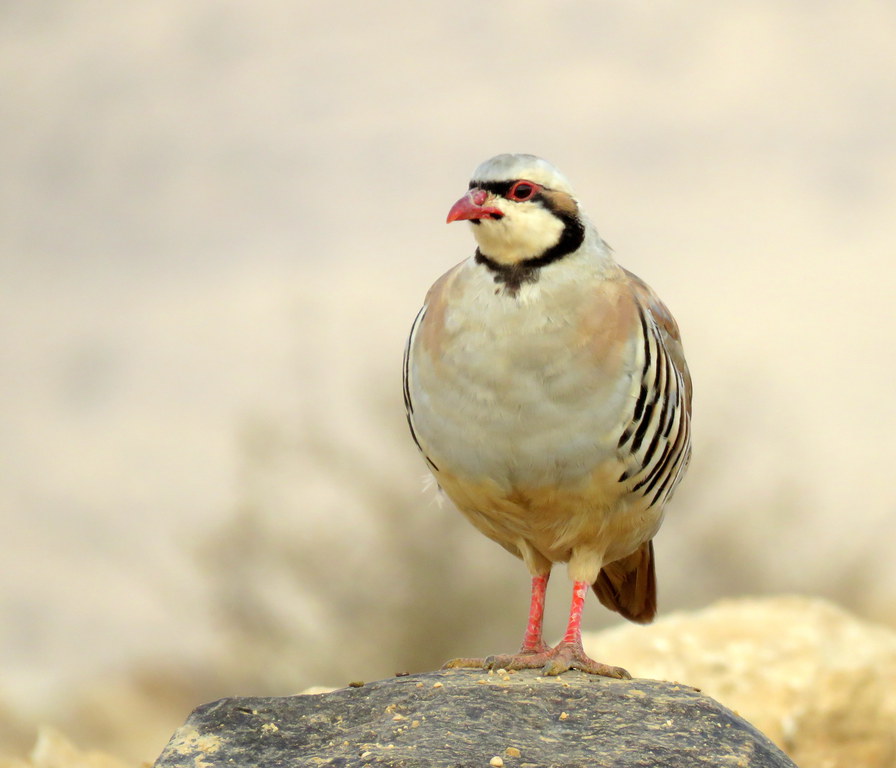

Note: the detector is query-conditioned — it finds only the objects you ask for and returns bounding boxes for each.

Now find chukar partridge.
[403,154,692,678]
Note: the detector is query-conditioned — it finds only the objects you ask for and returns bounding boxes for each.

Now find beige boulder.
[0,728,131,768]
[585,595,896,768]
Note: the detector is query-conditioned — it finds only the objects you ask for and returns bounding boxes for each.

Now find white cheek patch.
[472,204,565,265]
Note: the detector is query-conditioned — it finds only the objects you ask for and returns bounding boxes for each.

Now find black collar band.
[474,212,585,295]
[474,250,538,297]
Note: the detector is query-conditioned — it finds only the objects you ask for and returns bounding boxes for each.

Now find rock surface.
[153,668,795,767]
[585,596,896,768]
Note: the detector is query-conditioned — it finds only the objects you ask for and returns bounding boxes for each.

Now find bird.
[402,154,691,678]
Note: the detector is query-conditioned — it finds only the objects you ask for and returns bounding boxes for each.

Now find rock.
[584,595,896,768]
[153,668,795,767]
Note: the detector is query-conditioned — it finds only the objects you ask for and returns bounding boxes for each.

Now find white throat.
[470,204,565,265]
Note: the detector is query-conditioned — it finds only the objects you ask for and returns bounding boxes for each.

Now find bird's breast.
[408,260,639,491]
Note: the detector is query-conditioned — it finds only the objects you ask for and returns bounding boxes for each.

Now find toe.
[541,657,571,676]
[441,657,489,670]
[578,661,631,679]
[486,653,543,671]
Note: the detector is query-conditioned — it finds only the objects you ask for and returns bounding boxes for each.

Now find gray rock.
[153,669,797,767]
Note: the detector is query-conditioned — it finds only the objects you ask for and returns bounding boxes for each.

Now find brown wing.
[593,269,692,623]
[622,267,692,410]
[614,266,692,510]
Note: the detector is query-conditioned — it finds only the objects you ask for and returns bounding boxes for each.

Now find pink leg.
[561,578,588,645]
[443,578,630,679]
[539,580,630,677]
[519,573,551,654]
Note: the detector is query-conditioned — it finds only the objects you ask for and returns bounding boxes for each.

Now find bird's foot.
[536,641,631,679]
[443,641,629,679]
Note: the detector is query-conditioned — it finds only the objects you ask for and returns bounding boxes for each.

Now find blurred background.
[2,1,895,763]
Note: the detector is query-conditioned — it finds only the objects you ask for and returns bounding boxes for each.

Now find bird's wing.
[611,267,692,511]
[591,269,691,623]
[622,267,692,410]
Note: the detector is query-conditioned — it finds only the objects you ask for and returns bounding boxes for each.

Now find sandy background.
[2,1,895,762]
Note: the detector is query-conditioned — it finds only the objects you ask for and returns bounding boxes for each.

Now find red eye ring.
[507,180,540,202]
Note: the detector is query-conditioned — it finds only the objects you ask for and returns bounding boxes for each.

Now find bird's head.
[447,154,585,266]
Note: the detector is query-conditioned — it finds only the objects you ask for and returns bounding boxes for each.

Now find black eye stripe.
[469,180,513,196]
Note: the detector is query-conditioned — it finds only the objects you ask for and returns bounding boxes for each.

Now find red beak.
[446,188,504,223]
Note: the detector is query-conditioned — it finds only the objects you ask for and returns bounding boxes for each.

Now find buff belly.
[413,343,660,582]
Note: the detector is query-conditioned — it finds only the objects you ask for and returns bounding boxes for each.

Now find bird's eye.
[507,181,537,201]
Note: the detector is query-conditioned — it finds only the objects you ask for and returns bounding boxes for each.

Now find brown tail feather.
[592,540,656,624]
